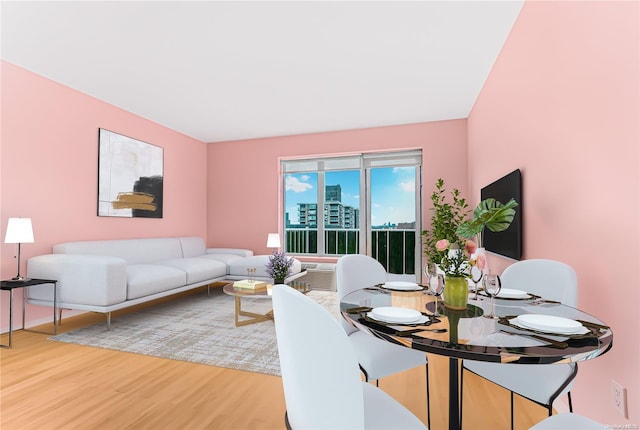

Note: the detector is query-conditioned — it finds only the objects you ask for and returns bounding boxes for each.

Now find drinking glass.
[431,274,445,316]
[470,265,483,300]
[482,273,502,319]
[424,263,444,316]
[424,262,437,284]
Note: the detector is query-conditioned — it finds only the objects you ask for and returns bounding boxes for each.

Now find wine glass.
[424,262,437,284]
[482,273,502,319]
[429,274,445,317]
[470,265,483,300]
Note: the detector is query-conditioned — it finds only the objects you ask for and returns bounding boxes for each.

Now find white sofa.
[26,236,302,327]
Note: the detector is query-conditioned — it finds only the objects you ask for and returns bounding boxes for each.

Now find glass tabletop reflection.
[340,288,613,364]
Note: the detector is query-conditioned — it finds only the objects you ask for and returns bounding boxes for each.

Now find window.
[282,150,422,275]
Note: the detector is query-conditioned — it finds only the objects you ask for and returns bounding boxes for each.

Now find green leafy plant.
[422,178,518,278]
[456,198,518,244]
[422,178,470,266]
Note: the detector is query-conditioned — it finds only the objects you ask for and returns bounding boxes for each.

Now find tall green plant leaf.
[422,179,469,264]
[456,198,518,239]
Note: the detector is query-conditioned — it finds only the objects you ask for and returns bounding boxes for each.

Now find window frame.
[281,150,422,273]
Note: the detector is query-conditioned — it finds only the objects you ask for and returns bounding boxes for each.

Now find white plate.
[496,288,530,299]
[384,281,422,291]
[516,314,583,334]
[367,312,429,325]
[370,306,421,323]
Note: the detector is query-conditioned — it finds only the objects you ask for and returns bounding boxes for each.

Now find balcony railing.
[285,227,416,275]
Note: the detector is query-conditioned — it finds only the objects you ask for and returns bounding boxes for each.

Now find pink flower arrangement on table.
[434,238,485,278]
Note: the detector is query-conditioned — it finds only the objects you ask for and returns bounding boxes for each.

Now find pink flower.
[435,239,450,252]
[465,240,477,255]
[476,254,486,270]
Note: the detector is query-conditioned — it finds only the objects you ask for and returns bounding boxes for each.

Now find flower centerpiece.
[422,178,518,309]
[265,251,295,284]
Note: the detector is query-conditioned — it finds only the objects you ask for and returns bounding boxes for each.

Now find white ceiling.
[1,1,524,143]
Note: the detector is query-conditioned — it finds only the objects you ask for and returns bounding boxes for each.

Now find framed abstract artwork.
[98,128,164,218]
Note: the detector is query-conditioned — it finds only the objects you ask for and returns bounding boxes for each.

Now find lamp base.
[7,275,30,283]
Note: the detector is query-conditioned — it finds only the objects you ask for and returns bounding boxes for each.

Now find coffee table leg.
[234,296,274,327]
[234,297,241,326]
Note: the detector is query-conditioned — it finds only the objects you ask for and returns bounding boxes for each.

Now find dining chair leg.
[284,411,292,430]
[510,391,515,430]
[360,365,370,383]
[567,392,574,412]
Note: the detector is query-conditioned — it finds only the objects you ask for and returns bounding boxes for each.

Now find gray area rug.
[49,288,338,376]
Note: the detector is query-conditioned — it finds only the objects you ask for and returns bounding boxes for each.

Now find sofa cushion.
[207,248,253,258]
[126,264,187,300]
[203,253,246,266]
[178,237,207,258]
[159,257,227,284]
[54,238,184,264]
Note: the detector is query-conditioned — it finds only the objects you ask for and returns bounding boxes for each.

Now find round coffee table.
[222,282,309,327]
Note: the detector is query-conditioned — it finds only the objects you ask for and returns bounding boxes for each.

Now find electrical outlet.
[611,379,629,418]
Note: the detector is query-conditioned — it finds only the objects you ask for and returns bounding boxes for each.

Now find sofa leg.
[107,312,112,330]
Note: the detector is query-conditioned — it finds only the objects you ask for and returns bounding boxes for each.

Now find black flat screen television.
[480,169,522,260]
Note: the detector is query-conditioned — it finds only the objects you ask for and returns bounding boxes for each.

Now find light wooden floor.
[1,291,551,430]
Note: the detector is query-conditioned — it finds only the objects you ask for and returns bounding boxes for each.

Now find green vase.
[444,276,469,310]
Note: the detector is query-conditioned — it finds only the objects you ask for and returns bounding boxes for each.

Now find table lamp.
[266,233,281,252]
[4,217,34,282]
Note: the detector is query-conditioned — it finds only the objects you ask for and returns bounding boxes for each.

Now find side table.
[1,278,57,348]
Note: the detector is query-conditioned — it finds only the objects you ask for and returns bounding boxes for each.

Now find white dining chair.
[336,254,430,429]
[461,259,579,430]
[528,412,603,429]
[272,284,427,430]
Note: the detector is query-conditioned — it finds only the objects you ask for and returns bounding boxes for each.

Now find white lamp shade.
[266,233,281,249]
[4,218,34,244]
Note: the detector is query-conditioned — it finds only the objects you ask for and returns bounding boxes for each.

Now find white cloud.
[400,180,415,192]
[286,176,313,192]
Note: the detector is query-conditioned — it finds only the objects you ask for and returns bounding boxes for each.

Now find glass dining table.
[340,285,613,430]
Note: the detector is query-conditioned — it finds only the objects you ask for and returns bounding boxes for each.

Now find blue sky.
[285,167,416,226]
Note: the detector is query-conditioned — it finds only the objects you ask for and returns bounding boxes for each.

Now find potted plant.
[422,179,470,268]
[422,179,518,309]
[265,251,295,284]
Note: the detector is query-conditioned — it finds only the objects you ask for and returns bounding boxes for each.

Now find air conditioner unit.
[301,263,336,291]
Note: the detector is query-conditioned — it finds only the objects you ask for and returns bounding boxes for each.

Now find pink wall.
[206,120,469,255]
[468,1,639,424]
[1,61,209,332]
